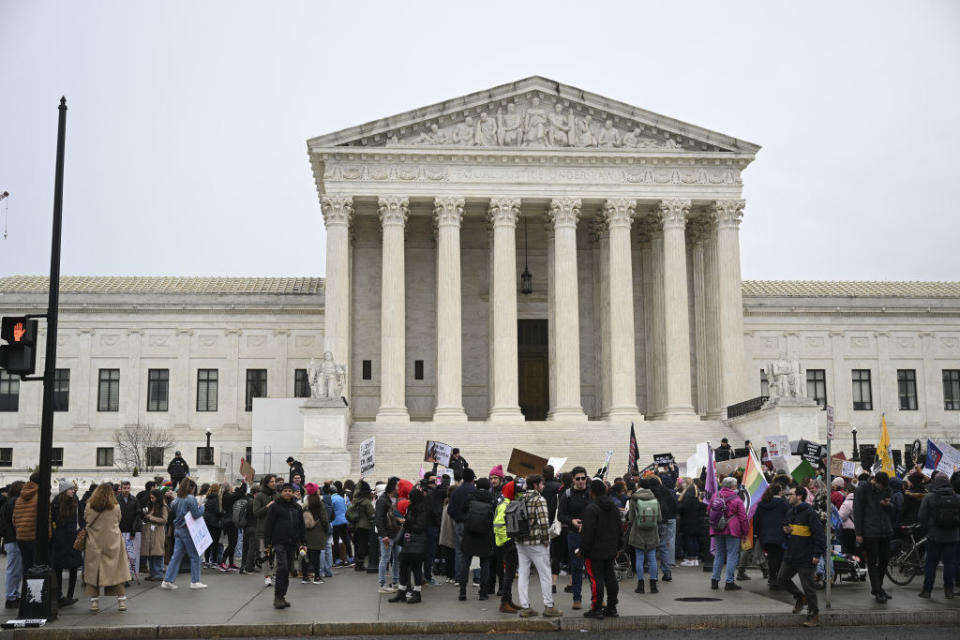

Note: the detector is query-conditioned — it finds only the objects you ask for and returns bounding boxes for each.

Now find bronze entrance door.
[518,319,549,421]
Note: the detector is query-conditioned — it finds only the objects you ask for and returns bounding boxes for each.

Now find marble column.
[591,217,611,418]
[603,199,641,419]
[321,195,354,402]
[548,197,586,420]
[377,196,410,421]
[487,198,524,421]
[702,219,725,419]
[638,218,661,417]
[433,197,467,421]
[710,199,748,411]
[545,221,557,417]
[688,221,708,416]
[658,199,696,419]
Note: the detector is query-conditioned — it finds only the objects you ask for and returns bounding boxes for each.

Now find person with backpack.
[579,479,622,620]
[219,481,246,571]
[513,476,562,618]
[558,466,591,610]
[347,480,375,572]
[627,476,662,594]
[917,472,959,599]
[303,484,330,583]
[264,483,306,610]
[541,465,564,595]
[459,478,496,601]
[709,476,749,590]
[778,486,825,628]
[650,472,678,582]
[252,474,278,587]
[493,480,521,613]
[853,471,894,603]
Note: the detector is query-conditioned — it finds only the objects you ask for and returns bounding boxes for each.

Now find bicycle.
[885,524,926,586]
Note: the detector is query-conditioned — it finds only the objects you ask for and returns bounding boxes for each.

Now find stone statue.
[308,351,346,401]
[416,123,448,145]
[497,103,523,146]
[622,127,644,148]
[474,112,498,146]
[598,119,621,148]
[452,117,475,145]
[546,103,573,146]
[768,352,805,400]
[523,96,547,146]
[662,135,683,150]
[575,115,598,147]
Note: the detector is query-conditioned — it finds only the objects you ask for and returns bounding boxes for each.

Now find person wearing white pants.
[512,476,562,618]
[516,543,553,610]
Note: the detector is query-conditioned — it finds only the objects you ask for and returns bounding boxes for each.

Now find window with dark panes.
[362,360,372,380]
[852,369,873,411]
[53,368,70,412]
[98,369,120,412]
[147,369,169,412]
[197,369,218,412]
[806,369,827,408]
[897,369,918,411]
[245,446,252,464]
[944,370,960,411]
[245,369,267,411]
[146,447,164,467]
[414,360,424,381]
[51,447,64,467]
[0,371,19,412]
[96,447,114,467]
[0,448,11,467]
[294,369,310,398]
[196,446,215,465]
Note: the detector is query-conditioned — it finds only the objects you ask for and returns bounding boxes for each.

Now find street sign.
[0,317,39,376]
[825,405,835,440]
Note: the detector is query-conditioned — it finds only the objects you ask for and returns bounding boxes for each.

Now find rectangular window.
[245,446,252,464]
[147,369,169,412]
[897,369,918,411]
[944,370,960,411]
[196,446,215,466]
[806,369,827,408]
[294,369,310,398]
[760,369,769,397]
[146,447,164,467]
[362,360,372,381]
[51,447,64,467]
[97,369,120,412]
[196,369,218,412]
[96,447,114,467]
[245,369,267,411]
[0,371,19,412]
[852,369,873,411]
[414,360,424,381]
[0,448,11,467]
[53,368,70,412]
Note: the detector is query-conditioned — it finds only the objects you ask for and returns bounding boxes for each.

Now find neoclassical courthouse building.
[2,78,959,481]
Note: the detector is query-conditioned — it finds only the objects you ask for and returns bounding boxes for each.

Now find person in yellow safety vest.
[493,481,521,614]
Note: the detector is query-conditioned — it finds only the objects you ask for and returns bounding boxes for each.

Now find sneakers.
[445,578,457,585]
[117,598,127,612]
[583,608,604,620]
[792,596,806,614]
[264,576,273,587]
[802,614,820,627]
[499,601,519,614]
[89,598,99,612]
[661,573,672,582]
[724,582,742,591]
[313,577,325,584]
[388,590,408,603]
[190,582,208,589]
[160,581,178,590]
[427,578,441,586]
[518,607,539,617]
[406,591,421,604]
[378,584,397,594]
[543,606,562,617]
[301,577,312,584]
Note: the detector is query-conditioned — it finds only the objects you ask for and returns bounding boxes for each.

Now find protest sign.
[716,456,748,476]
[436,465,454,483]
[546,457,567,473]
[239,458,255,484]
[926,440,960,476]
[424,440,452,467]
[360,437,375,476]
[799,440,824,466]
[766,435,789,459]
[185,512,212,555]
[830,457,844,478]
[791,459,817,483]
[507,448,549,476]
[653,453,674,466]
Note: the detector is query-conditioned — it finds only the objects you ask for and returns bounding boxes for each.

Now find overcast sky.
[2,1,958,282]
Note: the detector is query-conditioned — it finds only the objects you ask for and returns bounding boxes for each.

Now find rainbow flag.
[742,450,769,518]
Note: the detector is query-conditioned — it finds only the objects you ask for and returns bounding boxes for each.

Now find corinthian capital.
[433,197,465,228]
[487,197,521,228]
[320,195,354,227]
[602,198,637,230]
[710,199,745,229]
[548,197,581,229]
[378,196,409,227]
[657,199,691,229]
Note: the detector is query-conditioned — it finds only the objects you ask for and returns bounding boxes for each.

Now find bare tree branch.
[112,424,176,474]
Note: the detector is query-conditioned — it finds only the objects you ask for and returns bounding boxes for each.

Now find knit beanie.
[304,482,319,496]
[489,464,504,478]
[58,479,74,495]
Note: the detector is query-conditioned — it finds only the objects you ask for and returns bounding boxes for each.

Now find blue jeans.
[320,535,333,577]
[4,542,21,600]
[923,540,957,592]
[454,522,465,583]
[424,526,440,581]
[711,535,740,584]
[378,537,399,586]
[147,555,165,579]
[657,519,677,578]
[567,530,584,601]
[164,527,201,584]
[635,548,658,581]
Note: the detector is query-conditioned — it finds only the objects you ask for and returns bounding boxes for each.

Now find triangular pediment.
[309,76,759,154]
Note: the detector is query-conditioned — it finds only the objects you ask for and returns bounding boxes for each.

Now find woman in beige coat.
[140,489,168,581]
[83,483,131,612]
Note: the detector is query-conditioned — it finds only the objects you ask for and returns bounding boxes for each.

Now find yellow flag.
[878,414,895,475]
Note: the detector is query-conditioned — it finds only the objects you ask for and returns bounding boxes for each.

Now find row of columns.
[320,194,747,422]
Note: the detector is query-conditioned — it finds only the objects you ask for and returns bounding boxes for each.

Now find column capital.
[548,197,581,229]
[320,195,354,227]
[488,197,520,227]
[602,198,636,230]
[433,197,465,227]
[657,198,691,229]
[378,196,409,227]
[710,199,745,229]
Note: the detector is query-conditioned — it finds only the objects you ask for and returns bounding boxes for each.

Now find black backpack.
[466,500,493,534]
[934,492,960,528]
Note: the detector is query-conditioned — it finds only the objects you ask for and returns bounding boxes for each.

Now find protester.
[285,457,306,485]
[514,475,562,618]
[628,476,661,594]
[779,486,825,627]
[493,480,520,613]
[459,477,496,601]
[1,481,24,609]
[264,483,306,609]
[202,483,224,568]
[303,485,330,583]
[348,480,375,572]
[448,468,477,587]
[141,488,168,581]
[237,486,257,575]
[753,483,789,589]
[50,480,83,607]
[649,472,678,582]
[218,481,244,571]
[917,472,959,598]
[83,483,131,612]
[376,477,401,593]
[830,477,846,511]
[11,473,40,571]
[161,479,207,590]
[253,474,278,587]
[166,451,190,490]
[677,481,701,567]
[579,479,621,619]
[854,471,894,603]
[421,473,444,585]
[709,476,748,590]
[390,486,429,604]
[449,448,469,479]
[330,484,353,567]
[558,466,590,609]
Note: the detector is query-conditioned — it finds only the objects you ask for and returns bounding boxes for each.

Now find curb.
[6,608,959,639]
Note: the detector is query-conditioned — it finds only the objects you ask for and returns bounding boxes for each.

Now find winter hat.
[286,456,295,463]
[501,481,515,501]
[832,477,845,488]
[397,498,410,516]
[489,464,504,478]
[397,478,413,499]
[304,482,319,496]
[356,480,372,497]
[58,479,75,495]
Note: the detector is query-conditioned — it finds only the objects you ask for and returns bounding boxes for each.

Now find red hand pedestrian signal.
[12,322,24,342]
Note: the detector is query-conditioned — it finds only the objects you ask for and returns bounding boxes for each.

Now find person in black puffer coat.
[579,479,622,619]
[389,488,430,604]
[459,478,495,601]
[264,483,306,609]
[50,480,84,607]
[753,483,789,588]
[202,485,224,567]
[677,481,702,566]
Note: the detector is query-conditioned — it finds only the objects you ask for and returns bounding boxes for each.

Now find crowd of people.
[1,447,959,626]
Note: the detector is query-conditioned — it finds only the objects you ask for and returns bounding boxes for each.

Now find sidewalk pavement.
[2,557,959,639]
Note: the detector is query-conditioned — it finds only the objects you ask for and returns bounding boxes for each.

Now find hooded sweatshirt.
[783,500,826,567]
[580,494,622,560]
[752,495,789,546]
[917,475,960,543]
[12,481,39,542]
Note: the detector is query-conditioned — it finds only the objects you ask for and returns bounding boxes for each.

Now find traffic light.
[0,316,39,376]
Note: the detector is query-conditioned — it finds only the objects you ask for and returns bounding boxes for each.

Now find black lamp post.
[520,215,533,295]
[851,427,859,461]
[205,429,212,464]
